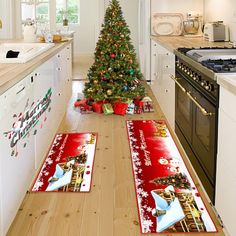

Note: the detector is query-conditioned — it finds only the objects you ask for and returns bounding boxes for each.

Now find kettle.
[23,23,37,43]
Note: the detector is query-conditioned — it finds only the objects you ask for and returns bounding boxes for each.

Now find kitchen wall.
[72,0,100,59]
[0,0,15,39]
[151,0,204,19]
[204,0,236,42]
[70,0,139,59]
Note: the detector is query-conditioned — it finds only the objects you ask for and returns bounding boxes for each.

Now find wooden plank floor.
[7,80,225,236]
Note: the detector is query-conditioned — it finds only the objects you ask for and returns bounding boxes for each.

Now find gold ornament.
[107,89,112,95]
[93,80,98,84]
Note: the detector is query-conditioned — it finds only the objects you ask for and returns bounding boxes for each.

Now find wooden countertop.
[0,39,72,96]
[151,35,233,52]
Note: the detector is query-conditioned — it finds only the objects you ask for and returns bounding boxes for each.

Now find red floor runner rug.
[31,133,97,192]
[126,120,217,233]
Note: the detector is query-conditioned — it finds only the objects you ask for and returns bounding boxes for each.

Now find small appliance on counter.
[183,12,203,37]
[203,21,229,42]
[23,21,37,43]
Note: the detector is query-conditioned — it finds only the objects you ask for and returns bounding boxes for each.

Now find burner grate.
[201,59,236,73]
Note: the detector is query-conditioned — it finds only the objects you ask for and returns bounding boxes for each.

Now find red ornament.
[111,53,116,59]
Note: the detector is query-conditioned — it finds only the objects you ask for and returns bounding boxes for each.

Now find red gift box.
[113,102,128,116]
[133,99,144,114]
[92,101,104,113]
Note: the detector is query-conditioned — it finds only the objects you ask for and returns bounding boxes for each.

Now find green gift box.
[102,103,114,115]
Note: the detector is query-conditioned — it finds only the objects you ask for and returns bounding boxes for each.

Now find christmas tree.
[152,173,191,190]
[83,0,145,101]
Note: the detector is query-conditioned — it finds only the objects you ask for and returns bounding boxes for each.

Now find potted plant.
[58,9,70,26]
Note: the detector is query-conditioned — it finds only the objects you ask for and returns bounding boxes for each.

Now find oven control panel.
[176,58,218,100]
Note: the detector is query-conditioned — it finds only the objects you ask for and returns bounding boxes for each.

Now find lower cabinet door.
[0,74,35,235]
[34,58,55,169]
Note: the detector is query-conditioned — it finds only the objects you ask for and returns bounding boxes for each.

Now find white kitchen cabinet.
[34,57,55,169]
[216,86,236,236]
[34,44,72,170]
[0,74,35,236]
[65,43,72,103]
[0,43,72,235]
[150,40,175,129]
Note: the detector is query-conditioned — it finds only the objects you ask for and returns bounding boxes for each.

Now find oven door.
[191,89,217,185]
[173,71,218,202]
[175,71,193,144]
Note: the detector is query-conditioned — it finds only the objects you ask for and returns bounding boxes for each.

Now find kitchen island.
[0,39,72,235]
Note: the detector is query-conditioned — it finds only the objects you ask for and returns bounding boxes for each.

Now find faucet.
[0,19,2,29]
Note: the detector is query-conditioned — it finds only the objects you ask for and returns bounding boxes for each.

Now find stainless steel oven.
[172,52,219,204]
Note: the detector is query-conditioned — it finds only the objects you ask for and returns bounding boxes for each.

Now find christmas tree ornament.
[130,69,134,75]
[107,89,113,96]
[133,78,140,85]
[93,80,98,84]
[111,53,116,59]
[122,85,128,91]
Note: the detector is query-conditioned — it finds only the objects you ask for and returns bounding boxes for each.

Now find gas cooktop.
[177,47,236,73]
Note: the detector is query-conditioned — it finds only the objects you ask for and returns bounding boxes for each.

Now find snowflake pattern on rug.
[126,120,217,234]
[127,120,154,233]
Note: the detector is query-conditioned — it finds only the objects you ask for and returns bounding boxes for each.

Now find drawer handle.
[16,86,25,95]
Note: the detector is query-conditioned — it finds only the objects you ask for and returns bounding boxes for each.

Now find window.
[20,0,80,35]
[56,0,80,24]
[21,0,49,24]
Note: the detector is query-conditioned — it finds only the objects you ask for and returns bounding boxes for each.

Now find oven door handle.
[170,75,186,92]
[186,91,215,116]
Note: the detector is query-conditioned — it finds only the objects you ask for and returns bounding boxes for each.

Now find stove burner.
[201,59,236,73]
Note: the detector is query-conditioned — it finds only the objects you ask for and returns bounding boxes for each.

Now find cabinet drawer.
[220,86,236,122]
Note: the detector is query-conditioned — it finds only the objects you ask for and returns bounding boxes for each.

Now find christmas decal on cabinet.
[126,120,217,233]
[31,133,97,192]
[3,88,52,157]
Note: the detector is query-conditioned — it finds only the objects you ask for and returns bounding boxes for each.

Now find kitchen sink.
[0,43,55,63]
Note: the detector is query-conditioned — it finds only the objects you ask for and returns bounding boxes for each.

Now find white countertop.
[217,74,236,95]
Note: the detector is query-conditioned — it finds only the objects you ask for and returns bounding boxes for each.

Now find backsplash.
[151,0,204,20]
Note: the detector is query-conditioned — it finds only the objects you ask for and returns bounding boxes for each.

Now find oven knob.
[207,83,214,91]
[201,81,206,86]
